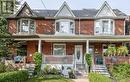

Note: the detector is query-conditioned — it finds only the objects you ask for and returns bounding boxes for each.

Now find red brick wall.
[27,41,37,55]
[115,19,125,35]
[8,19,125,35]
[36,19,55,34]
[75,19,94,35]
[42,42,52,55]
[26,41,37,62]
[66,42,74,55]
[8,20,17,34]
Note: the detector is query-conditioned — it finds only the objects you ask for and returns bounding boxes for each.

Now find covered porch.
[13,35,130,65]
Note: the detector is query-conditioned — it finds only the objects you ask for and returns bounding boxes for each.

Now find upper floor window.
[1,1,14,14]
[17,19,35,34]
[95,19,114,35]
[55,19,75,34]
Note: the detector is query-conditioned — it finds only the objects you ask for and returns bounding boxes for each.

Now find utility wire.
[41,0,50,16]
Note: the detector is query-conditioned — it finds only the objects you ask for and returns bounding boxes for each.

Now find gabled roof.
[7,1,127,19]
[54,1,75,17]
[15,2,36,17]
[96,1,116,17]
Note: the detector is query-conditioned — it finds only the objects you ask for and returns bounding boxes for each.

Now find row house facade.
[7,1,130,71]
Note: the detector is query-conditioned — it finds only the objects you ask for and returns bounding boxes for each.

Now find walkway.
[72,78,89,82]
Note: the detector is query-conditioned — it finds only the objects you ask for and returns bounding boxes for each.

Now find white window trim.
[55,19,75,34]
[17,18,36,34]
[53,43,66,57]
[94,19,115,35]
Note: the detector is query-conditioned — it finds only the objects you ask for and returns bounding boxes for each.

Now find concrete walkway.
[72,78,89,82]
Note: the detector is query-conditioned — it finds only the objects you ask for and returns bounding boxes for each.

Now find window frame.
[55,19,75,34]
[17,18,36,34]
[53,44,66,56]
[94,19,115,35]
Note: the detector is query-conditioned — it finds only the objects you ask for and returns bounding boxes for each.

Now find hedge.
[88,73,111,82]
[0,70,28,82]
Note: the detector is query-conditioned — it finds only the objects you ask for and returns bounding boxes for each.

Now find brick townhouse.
[7,1,130,73]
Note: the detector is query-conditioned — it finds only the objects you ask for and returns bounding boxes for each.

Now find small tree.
[33,52,42,75]
[85,53,92,73]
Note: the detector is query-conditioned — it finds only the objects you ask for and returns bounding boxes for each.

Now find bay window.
[55,19,75,34]
[53,44,66,56]
[17,19,35,34]
[95,19,114,35]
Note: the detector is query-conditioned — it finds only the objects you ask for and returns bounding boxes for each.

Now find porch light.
[29,54,32,57]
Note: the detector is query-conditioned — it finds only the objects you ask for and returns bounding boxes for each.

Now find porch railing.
[43,55,74,64]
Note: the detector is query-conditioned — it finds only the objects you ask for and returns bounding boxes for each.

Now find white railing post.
[38,40,41,53]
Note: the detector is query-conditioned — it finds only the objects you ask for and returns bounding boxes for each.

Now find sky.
[20,0,130,14]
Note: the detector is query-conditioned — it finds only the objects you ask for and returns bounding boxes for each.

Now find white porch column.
[86,40,89,53]
[38,40,42,53]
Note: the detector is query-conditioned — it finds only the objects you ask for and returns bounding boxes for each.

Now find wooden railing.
[43,55,74,64]
[104,56,130,64]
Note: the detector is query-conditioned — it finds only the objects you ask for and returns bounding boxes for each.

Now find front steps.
[75,64,87,78]
[91,65,110,77]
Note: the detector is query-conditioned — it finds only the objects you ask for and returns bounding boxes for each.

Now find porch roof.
[13,34,130,42]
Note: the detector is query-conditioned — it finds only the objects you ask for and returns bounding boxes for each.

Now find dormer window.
[17,19,35,34]
[55,19,75,34]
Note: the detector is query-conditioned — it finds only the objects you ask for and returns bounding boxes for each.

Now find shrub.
[33,52,42,74]
[41,65,60,75]
[109,64,130,80]
[85,53,92,72]
[89,73,110,82]
[0,70,28,82]
[0,62,6,73]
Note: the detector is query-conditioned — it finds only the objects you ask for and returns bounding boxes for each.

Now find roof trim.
[95,1,116,17]
[54,1,75,17]
[15,2,36,17]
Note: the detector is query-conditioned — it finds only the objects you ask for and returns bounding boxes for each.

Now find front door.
[75,45,83,64]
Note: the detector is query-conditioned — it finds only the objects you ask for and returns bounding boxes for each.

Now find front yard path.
[72,79,89,82]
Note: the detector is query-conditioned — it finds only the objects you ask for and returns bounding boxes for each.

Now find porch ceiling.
[13,34,130,42]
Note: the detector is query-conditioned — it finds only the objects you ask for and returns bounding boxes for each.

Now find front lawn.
[26,77,74,82]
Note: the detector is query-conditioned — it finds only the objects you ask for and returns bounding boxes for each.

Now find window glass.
[95,21,100,34]
[21,20,29,33]
[102,20,109,33]
[70,22,74,33]
[56,20,75,34]
[60,22,69,33]
[53,44,65,56]
[95,19,114,35]
[18,19,35,34]
[30,20,35,33]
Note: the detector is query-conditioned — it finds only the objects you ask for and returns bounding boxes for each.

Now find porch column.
[38,40,42,53]
[86,40,89,53]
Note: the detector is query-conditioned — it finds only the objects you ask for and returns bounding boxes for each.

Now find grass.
[119,78,130,82]
[88,72,111,82]
[26,77,74,82]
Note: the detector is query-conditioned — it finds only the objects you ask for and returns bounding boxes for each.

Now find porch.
[24,40,130,65]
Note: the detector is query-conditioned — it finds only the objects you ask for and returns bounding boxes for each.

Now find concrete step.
[91,65,110,77]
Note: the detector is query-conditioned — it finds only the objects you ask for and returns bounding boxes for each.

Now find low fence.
[104,56,130,64]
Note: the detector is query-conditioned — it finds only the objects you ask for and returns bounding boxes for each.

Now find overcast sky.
[21,0,130,14]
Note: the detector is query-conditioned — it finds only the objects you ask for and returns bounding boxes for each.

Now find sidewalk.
[72,79,89,82]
